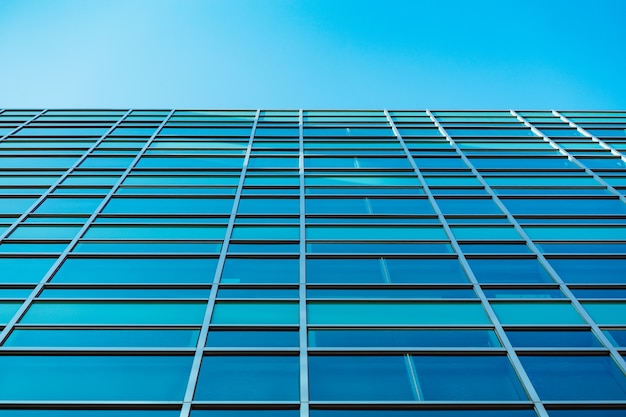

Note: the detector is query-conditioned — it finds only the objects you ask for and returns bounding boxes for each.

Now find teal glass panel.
[460,243,531,254]
[195,355,299,401]
[485,176,600,187]
[231,225,299,240]
[310,411,536,417]
[385,258,469,283]
[206,330,298,347]
[211,301,298,325]
[228,242,299,253]
[62,175,121,185]
[582,302,626,325]
[103,197,234,214]
[491,302,585,325]
[306,225,447,240]
[124,175,240,186]
[525,225,626,241]
[484,288,564,299]
[309,329,500,348]
[218,288,298,299]
[307,288,475,299]
[221,258,299,283]
[20,301,207,325]
[451,226,521,240]
[0,411,180,417]
[52,257,217,284]
[0,197,38,214]
[309,355,415,401]
[73,241,222,253]
[35,197,103,214]
[305,176,421,187]
[0,355,192,400]
[0,257,56,283]
[436,198,503,215]
[135,156,245,169]
[16,127,110,136]
[548,259,626,284]
[0,301,22,324]
[307,242,453,254]
[238,197,299,214]
[0,242,68,253]
[307,258,385,283]
[308,302,490,325]
[192,411,298,417]
[38,288,210,299]
[79,156,135,169]
[5,329,200,347]
[9,225,81,239]
[0,157,78,169]
[468,259,553,283]
[503,198,626,215]
[521,356,626,400]
[548,411,626,417]
[84,225,226,239]
[506,330,602,348]
[411,356,527,401]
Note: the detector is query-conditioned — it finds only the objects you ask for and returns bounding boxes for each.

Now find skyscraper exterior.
[0,109,625,417]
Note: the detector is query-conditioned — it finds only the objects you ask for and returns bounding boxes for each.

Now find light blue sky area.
[0,0,624,109]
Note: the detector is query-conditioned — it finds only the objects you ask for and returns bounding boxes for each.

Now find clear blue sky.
[0,0,624,109]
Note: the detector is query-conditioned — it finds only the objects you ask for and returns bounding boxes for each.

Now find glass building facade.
[0,109,625,417]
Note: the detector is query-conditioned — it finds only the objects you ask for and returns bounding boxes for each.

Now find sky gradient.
[1,0,624,109]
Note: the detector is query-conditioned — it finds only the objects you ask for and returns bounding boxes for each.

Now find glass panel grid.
[0,109,625,417]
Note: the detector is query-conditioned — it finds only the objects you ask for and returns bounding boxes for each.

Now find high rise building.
[0,109,625,417]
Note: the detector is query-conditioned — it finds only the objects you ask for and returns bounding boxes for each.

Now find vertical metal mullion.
[179,109,260,417]
[553,110,626,162]
[512,110,626,205]
[298,109,309,417]
[419,110,547,416]
[0,109,134,242]
[0,109,48,143]
[0,108,174,346]
[511,110,626,375]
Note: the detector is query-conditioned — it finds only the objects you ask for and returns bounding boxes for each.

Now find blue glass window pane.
[0,257,56,283]
[35,197,103,214]
[548,411,626,417]
[0,411,180,417]
[606,330,626,347]
[192,411,299,417]
[52,257,217,284]
[307,288,475,299]
[309,329,500,348]
[103,197,234,214]
[467,259,553,284]
[221,258,299,283]
[195,356,299,401]
[4,329,200,347]
[238,197,299,214]
[506,330,603,347]
[20,301,207,325]
[307,258,385,283]
[206,330,299,347]
[520,356,626,400]
[309,355,416,401]
[310,411,537,417]
[483,288,564,299]
[386,258,469,283]
[436,198,503,215]
[411,356,527,401]
[211,301,298,325]
[502,198,626,215]
[218,288,298,298]
[0,355,192,400]
[548,259,626,284]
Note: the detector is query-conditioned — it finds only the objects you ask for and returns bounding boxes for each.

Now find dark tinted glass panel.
[521,356,626,400]
[310,411,537,417]
[548,411,626,417]
[506,330,602,347]
[410,356,527,401]
[468,259,553,283]
[309,329,500,348]
[195,356,299,400]
[0,412,180,417]
[548,259,626,284]
[192,412,299,417]
[309,355,415,401]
